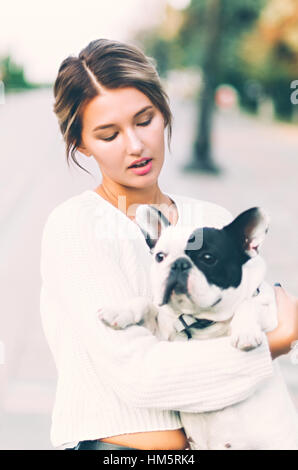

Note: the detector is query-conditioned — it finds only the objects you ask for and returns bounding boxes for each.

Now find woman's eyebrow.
[92,105,153,132]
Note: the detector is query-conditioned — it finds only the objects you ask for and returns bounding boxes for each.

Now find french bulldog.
[99,205,298,450]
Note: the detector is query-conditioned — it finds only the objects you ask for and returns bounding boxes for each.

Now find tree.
[184,0,224,173]
[178,0,265,173]
[137,0,265,173]
[0,55,35,90]
[239,0,298,119]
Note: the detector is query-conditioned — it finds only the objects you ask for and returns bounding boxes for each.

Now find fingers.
[273,284,283,298]
[274,283,296,303]
[273,284,289,310]
[273,283,286,297]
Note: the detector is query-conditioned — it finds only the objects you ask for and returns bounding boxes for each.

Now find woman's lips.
[128,159,152,175]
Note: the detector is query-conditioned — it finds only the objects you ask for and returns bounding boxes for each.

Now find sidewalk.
[0,89,297,449]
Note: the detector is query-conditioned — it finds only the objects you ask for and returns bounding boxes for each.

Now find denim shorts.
[66,440,138,450]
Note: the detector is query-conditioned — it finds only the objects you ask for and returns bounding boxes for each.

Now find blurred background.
[0,0,298,450]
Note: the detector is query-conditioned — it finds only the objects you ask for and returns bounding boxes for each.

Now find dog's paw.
[98,297,154,330]
[98,306,135,330]
[231,325,263,351]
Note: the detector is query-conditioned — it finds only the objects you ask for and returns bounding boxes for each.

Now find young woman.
[40,38,298,450]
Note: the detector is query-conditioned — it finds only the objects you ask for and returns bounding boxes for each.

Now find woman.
[40,38,298,450]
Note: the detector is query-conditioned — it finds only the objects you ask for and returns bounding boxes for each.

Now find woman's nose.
[125,128,144,155]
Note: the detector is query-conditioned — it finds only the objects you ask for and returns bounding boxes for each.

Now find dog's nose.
[171,257,191,272]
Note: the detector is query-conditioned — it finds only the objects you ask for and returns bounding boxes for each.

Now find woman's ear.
[77,145,92,157]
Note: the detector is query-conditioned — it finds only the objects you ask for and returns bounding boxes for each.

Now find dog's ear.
[224,207,270,258]
[135,204,171,251]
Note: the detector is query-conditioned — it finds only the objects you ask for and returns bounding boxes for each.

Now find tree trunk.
[184,0,224,173]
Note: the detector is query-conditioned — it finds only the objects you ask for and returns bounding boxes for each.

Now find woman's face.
[78,87,166,189]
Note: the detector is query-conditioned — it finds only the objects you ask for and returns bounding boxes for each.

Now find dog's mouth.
[160,282,189,306]
[160,282,222,310]
[159,286,191,307]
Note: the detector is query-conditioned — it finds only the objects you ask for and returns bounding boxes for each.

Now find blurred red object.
[215,84,238,109]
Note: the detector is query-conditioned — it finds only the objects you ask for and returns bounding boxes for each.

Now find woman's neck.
[95,181,172,220]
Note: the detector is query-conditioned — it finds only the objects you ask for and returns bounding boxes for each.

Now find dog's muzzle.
[160,257,192,306]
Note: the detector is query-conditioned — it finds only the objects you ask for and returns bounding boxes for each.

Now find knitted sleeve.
[40,200,273,413]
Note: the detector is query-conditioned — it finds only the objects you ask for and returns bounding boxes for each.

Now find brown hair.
[53,38,172,173]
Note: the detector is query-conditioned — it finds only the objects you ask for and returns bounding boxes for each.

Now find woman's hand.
[267,284,298,359]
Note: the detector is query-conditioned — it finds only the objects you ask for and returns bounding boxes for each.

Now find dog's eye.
[155,252,166,263]
[201,253,217,265]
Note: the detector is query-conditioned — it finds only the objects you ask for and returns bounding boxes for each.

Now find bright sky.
[0,0,169,83]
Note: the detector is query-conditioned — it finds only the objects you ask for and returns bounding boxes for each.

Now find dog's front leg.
[254,281,278,332]
[230,298,263,351]
[156,304,182,341]
[98,296,157,331]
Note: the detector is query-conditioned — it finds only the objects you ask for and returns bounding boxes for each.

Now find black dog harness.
[174,286,261,340]
[174,314,215,339]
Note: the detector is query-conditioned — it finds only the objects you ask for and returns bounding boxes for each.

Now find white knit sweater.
[40,190,273,448]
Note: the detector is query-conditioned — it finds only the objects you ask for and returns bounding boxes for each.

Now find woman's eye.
[137,117,153,127]
[102,133,118,142]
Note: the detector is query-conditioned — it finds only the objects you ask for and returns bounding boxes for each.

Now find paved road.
[0,89,297,449]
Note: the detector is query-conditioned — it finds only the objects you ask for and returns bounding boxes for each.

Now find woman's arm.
[40,203,274,413]
[267,285,298,359]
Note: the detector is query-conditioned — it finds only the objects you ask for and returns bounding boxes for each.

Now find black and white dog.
[99,205,298,450]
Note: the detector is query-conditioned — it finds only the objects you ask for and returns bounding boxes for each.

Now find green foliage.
[0,55,35,90]
[138,0,298,119]
[140,0,265,72]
